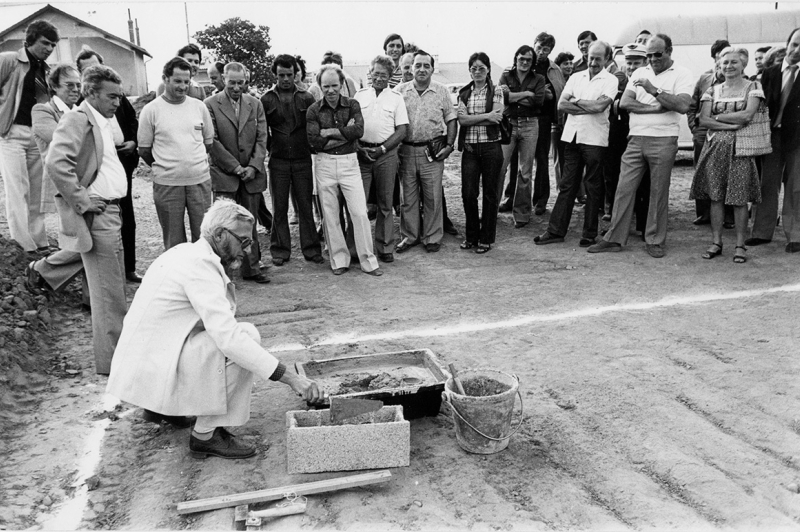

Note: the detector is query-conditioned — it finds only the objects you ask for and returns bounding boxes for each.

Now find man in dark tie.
[748,27,800,252]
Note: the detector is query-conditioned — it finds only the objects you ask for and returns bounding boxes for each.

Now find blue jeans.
[461,142,503,245]
[498,118,539,223]
[547,141,605,239]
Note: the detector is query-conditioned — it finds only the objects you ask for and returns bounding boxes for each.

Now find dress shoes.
[744,237,771,246]
[395,239,419,254]
[693,216,711,226]
[364,267,384,276]
[272,257,288,266]
[142,409,194,429]
[786,242,800,253]
[125,271,143,283]
[425,243,440,253]
[646,244,665,258]
[243,272,270,284]
[533,232,564,245]
[24,261,50,296]
[306,255,325,264]
[579,238,596,248]
[189,427,256,459]
[514,221,528,229]
[332,267,349,275]
[378,252,394,263]
[587,240,621,253]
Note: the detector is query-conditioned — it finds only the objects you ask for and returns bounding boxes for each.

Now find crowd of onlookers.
[1,19,798,375]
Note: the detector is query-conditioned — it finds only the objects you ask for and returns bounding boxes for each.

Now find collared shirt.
[560,68,619,147]
[306,95,364,155]
[395,80,456,142]
[261,86,316,159]
[497,68,546,119]
[14,48,48,126]
[85,102,127,199]
[626,63,694,137]
[51,95,72,114]
[457,83,504,144]
[781,58,800,89]
[353,86,409,144]
[226,92,240,119]
[366,65,404,89]
[573,57,588,74]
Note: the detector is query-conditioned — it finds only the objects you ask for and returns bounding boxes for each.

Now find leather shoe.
[272,257,288,266]
[24,261,50,295]
[646,244,665,258]
[533,232,564,245]
[514,221,528,229]
[443,223,459,236]
[125,271,143,283]
[332,267,349,275]
[587,240,622,253]
[378,252,394,263]
[579,238,596,248]
[243,272,270,284]
[364,267,384,276]
[189,427,256,459]
[396,239,419,254]
[425,243,440,253]
[744,237,771,246]
[306,255,325,264]
[786,242,800,253]
[693,216,711,225]
[142,409,194,429]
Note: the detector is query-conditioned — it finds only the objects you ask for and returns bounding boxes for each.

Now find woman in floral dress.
[690,47,763,263]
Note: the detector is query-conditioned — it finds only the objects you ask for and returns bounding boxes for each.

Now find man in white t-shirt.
[353,55,409,262]
[588,33,693,258]
[535,41,619,247]
[139,57,215,250]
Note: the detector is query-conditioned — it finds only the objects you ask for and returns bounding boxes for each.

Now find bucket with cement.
[441,368,523,454]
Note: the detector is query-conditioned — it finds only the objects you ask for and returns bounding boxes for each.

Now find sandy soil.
[2,152,800,531]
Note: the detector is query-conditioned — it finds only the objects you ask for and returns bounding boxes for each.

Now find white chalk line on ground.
[268,282,800,352]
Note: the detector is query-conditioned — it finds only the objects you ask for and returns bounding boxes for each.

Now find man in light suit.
[106,200,322,459]
[747,27,800,252]
[205,62,270,283]
[27,65,128,375]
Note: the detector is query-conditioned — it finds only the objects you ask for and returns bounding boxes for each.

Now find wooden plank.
[249,500,306,519]
[176,470,392,515]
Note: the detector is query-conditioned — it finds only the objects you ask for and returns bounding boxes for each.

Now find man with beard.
[107,200,323,457]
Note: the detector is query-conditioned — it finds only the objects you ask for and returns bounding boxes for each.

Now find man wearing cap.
[588,33,693,258]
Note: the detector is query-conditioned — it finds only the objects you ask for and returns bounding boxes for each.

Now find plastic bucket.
[441,368,523,454]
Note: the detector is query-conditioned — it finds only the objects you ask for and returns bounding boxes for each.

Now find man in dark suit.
[748,27,800,252]
[206,62,270,283]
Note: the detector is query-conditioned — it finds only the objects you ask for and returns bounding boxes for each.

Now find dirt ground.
[2,151,800,531]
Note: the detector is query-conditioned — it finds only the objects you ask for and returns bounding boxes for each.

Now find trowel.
[329,397,383,423]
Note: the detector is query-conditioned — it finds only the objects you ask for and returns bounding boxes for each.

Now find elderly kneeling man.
[106,200,322,459]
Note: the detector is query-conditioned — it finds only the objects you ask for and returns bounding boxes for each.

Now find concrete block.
[285,405,410,474]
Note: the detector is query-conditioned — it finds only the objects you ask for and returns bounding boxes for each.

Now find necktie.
[776,64,798,127]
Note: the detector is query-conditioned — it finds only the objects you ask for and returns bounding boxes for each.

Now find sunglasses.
[223,228,252,250]
[646,52,666,59]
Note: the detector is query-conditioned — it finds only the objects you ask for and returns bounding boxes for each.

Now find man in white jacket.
[106,200,322,459]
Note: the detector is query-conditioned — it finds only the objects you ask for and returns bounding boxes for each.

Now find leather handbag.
[426,135,449,161]
[734,83,772,157]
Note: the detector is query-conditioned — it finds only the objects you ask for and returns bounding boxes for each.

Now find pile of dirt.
[0,237,74,438]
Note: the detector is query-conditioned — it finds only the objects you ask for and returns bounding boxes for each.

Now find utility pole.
[184,2,190,42]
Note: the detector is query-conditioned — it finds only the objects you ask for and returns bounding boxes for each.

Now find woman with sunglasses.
[456,52,505,254]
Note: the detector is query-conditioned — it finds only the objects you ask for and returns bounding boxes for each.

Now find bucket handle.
[441,374,524,442]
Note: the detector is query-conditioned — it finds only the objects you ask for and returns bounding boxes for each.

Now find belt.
[360,141,384,148]
[510,116,538,122]
[402,140,431,147]
[103,198,122,205]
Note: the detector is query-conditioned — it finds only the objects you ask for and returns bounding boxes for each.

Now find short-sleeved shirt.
[353,86,409,144]
[560,68,619,147]
[457,84,504,144]
[395,80,456,142]
[137,96,214,185]
[626,63,695,137]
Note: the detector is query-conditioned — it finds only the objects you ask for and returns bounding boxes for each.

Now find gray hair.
[719,46,750,68]
[81,65,121,98]
[223,62,246,76]
[200,199,254,239]
[316,63,345,87]
[370,54,395,75]
[399,52,414,65]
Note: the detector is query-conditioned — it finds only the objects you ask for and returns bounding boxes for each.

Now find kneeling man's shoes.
[190,427,256,459]
[141,409,194,428]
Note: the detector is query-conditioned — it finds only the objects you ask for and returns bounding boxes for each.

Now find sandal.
[460,240,476,250]
[733,245,747,264]
[475,243,491,254]
[701,242,723,260]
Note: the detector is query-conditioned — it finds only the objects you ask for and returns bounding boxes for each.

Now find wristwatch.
[655,88,664,97]
[380,145,387,154]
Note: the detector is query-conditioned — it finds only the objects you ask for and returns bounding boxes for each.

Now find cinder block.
[285,405,410,474]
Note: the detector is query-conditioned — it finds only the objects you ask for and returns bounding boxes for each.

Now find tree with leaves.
[194,17,275,90]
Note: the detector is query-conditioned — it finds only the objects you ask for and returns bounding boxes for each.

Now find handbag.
[426,135,449,161]
[734,83,772,157]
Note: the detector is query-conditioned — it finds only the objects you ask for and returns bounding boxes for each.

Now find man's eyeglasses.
[62,82,80,90]
[223,228,252,250]
[371,72,390,80]
[517,57,534,64]
[646,52,666,59]
[469,66,488,74]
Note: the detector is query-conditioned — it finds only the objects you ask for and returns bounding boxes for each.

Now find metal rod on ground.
[448,363,467,395]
